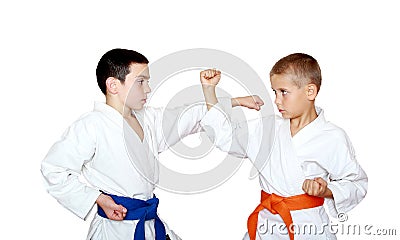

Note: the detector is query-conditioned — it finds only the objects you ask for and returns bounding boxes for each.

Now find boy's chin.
[131,104,145,111]
[280,113,291,119]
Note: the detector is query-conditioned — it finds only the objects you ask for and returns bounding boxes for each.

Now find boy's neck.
[106,95,133,118]
[289,106,318,136]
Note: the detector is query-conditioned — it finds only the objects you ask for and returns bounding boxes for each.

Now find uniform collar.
[291,106,326,142]
[93,102,125,127]
[93,102,146,131]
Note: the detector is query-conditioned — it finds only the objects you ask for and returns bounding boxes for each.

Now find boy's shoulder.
[57,110,103,142]
[313,121,354,152]
[65,108,108,134]
[312,107,351,143]
[75,110,105,125]
[321,121,349,140]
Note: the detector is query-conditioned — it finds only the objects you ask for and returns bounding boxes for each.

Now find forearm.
[202,84,218,110]
[231,97,241,107]
[41,161,101,219]
[329,144,368,213]
[328,173,367,212]
[202,87,243,110]
[41,125,99,220]
[200,69,245,110]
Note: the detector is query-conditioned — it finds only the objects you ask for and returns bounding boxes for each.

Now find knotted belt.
[97,192,166,240]
[247,190,324,240]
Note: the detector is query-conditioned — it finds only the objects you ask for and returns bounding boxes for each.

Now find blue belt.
[97,192,166,240]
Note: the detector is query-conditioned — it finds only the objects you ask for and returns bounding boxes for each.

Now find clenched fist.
[302,177,333,198]
[200,69,221,86]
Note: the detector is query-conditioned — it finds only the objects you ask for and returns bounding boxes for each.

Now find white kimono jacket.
[200,103,368,240]
[41,102,207,240]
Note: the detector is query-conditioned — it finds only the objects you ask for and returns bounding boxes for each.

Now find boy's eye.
[272,89,288,95]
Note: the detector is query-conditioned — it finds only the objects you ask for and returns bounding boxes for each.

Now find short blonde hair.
[270,53,322,92]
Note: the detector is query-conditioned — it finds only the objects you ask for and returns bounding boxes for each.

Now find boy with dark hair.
[41,48,260,239]
[200,53,368,240]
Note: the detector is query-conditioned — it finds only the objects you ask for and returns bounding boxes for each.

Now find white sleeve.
[200,99,265,160]
[40,118,101,220]
[324,133,368,217]
[152,101,209,153]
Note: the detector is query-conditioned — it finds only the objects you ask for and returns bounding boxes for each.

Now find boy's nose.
[274,96,281,105]
[145,85,151,93]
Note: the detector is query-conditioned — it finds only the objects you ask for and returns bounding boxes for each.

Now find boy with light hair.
[200,53,368,239]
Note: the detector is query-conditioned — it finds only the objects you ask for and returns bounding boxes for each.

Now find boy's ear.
[306,84,318,100]
[106,77,119,95]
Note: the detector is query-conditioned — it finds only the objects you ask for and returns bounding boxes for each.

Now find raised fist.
[200,69,221,86]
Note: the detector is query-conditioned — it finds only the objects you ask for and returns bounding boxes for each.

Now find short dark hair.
[270,53,322,92]
[96,48,149,94]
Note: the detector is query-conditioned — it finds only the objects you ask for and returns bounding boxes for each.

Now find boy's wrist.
[96,193,104,204]
[96,193,109,206]
[323,188,333,199]
[231,97,241,107]
[201,84,216,90]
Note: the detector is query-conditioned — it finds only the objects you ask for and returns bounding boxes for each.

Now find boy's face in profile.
[120,63,151,110]
[270,73,311,119]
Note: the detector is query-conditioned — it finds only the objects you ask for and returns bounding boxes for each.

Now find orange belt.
[247,191,324,240]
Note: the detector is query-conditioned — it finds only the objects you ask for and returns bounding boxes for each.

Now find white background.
[1,0,399,239]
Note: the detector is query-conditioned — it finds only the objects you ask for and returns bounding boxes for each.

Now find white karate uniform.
[200,102,368,240]
[41,102,207,240]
